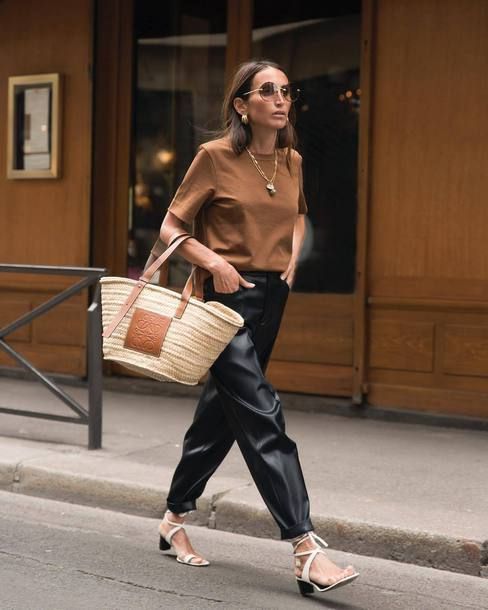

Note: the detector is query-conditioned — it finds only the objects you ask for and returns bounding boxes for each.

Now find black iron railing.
[0,264,107,449]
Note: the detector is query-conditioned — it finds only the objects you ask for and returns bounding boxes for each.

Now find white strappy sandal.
[293,531,359,596]
[159,510,210,567]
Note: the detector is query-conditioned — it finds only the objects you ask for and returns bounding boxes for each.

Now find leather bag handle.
[103,232,203,339]
[155,232,205,313]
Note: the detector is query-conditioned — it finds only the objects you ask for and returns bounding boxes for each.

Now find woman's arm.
[280,214,306,288]
[158,211,255,293]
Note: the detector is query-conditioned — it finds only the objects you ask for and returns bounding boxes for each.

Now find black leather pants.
[166,271,314,540]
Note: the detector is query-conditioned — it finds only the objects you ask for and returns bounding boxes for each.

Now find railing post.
[88,284,103,449]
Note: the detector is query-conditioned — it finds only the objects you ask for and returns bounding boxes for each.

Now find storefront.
[1,0,487,419]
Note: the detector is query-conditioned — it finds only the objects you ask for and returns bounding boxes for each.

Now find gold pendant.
[266,183,276,196]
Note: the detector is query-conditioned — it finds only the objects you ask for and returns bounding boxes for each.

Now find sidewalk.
[0,376,487,578]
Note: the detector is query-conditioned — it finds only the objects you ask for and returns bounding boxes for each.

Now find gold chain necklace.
[245,147,278,196]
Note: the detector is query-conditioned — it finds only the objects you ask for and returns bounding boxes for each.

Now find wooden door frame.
[352,0,374,403]
[91,0,134,376]
[225,0,253,81]
[91,0,133,278]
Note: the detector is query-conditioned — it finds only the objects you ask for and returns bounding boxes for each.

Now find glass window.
[130,0,227,284]
[252,2,361,293]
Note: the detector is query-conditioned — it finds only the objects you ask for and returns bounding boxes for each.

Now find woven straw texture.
[100,277,244,385]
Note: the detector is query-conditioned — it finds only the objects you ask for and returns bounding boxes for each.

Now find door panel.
[249,3,361,395]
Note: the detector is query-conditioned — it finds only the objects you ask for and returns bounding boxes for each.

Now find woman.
[150,60,359,596]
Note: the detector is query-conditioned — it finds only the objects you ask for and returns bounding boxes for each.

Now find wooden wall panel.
[0,0,93,375]
[368,304,488,415]
[0,299,31,342]
[0,0,93,269]
[366,0,488,417]
[273,294,353,366]
[0,344,85,376]
[368,320,434,372]
[0,291,86,372]
[368,0,488,298]
[268,361,353,397]
[33,301,86,347]
[367,384,488,419]
[441,325,488,377]
[270,294,354,395]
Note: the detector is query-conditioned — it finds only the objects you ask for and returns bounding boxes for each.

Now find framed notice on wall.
[7,73,62,179]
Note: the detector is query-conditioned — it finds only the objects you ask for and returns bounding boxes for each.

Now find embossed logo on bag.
[124,308,171,356]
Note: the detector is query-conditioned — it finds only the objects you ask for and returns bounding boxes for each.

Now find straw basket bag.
[100,233,244,385]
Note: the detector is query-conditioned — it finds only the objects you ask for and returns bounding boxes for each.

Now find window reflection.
[131,2,360,295]
[252,4,361,293]
[131,1,227,283]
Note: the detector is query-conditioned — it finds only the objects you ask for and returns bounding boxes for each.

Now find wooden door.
[233,3,364,397]
[96,0,365,398]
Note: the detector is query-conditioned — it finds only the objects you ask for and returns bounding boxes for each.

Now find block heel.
[159,534,170,551]
[297,578,314,596]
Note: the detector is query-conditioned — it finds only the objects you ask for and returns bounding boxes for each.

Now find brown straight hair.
[216,60,298,172]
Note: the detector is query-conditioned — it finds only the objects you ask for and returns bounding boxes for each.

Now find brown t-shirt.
[152,137,308,272]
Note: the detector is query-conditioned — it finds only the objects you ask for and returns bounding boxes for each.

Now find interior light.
[156,149,175,167]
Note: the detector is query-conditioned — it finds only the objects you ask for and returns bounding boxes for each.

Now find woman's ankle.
[290,531,313,550]
[166,509,189,516]
[164,509,187,523]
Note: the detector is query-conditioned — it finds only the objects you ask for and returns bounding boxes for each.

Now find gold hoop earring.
[241,114,249,125]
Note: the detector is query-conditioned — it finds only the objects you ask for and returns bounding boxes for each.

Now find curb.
[1,460,486,578]
[213,499,486,577]
[1,461,211,527]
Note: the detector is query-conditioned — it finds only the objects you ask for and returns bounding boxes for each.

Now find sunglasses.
[242,81,300,103]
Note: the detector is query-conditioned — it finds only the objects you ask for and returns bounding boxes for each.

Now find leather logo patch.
[124,308,171,356]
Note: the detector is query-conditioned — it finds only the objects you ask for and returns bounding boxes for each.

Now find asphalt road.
[0,491,487,610]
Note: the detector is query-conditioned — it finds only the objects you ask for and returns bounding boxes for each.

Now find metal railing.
[0,264,107,449]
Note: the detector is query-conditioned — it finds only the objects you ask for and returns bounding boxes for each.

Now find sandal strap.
[180,553,198,564]
[164,524,183,543]
[302,548,320,583]
[161,512,186,543]
[310,531,328,549]
[294,548,327,558]
[292,531,328,553]
[165,517,185,527]
[291,531,310,545]
[165,509,188,519]
[292,531,330,585]
[164,511,187,528]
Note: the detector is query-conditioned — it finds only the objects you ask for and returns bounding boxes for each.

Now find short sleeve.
[167,146,216,224]
[297,156,308,215]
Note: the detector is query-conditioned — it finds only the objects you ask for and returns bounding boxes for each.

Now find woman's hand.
[209,258,255,293]
[280,258,297,289]
[159,211,255,293]
[281,215,306,289]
